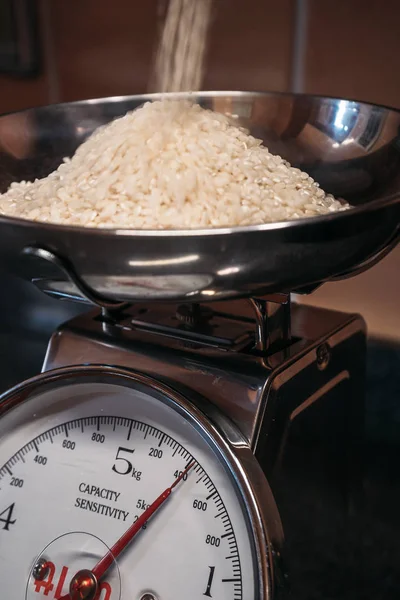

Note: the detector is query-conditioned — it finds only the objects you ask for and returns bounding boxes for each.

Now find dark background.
[2,0,400,112]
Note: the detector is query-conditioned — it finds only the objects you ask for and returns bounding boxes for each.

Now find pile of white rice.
[0,100,349,229]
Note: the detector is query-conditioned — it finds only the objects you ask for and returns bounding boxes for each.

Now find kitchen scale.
[0,92,398,600]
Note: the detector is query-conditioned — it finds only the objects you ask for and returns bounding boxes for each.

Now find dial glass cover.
[0,370,258,600]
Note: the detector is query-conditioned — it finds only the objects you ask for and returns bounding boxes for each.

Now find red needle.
[93,460,195,579]
[56,461,195,600]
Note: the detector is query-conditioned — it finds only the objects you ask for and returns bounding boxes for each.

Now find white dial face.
[0,374,258,600]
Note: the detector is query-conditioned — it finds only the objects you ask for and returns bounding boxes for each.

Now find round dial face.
[0,371,260,600]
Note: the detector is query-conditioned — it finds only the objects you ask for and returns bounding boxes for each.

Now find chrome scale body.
[40,295,366,598]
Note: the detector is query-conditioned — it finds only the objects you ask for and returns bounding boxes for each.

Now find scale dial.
[0,367,280,600]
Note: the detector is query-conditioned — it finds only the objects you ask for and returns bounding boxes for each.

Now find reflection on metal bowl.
[0,91,399,302]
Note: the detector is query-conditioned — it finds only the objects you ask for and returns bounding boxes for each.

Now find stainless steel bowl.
[0,91,399,303]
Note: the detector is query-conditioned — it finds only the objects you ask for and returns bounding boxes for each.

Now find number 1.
[204,566,215,597]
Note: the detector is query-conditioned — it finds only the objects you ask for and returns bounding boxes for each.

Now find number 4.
[0,502,16,531]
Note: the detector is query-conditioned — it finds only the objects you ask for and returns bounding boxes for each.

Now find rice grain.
[0,100,349,229]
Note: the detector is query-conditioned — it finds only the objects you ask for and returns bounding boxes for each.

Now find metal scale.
[0,92,398,600]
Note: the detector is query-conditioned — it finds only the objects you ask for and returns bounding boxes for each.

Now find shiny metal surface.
[249,295,291,353]
[0,364,285,600]
[36,300,366,598]
[0,91,399,302]
[22,246,130,312]
[42,301,365,448]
